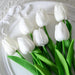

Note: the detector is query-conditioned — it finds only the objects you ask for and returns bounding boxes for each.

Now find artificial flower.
[33,28,48,46]
[17,36,35,54]
[2,37,18,55]
[55,22,69,41]
[36,9,49,27]
[54,3,67,22]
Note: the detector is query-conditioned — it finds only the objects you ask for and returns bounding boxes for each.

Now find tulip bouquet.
[1,3,75,75]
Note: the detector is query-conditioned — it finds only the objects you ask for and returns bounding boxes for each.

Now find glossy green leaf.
[64,40,70,48]
[55,52,65,75]
[55,49,70,75]
[33,48,42,54]
[73,57,75,71]
[34,53,56,68]
[66,40,74,67]
[8,56,37,75]
[34,53,58,73]
[34,64,51,75]
[31,53,37,64]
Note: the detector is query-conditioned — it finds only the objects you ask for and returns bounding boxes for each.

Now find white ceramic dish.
[0,1,75,75]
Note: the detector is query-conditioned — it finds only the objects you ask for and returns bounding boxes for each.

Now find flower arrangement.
[1,3,75,75]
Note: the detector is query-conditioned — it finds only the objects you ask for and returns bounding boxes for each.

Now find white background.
[0,0,75,20]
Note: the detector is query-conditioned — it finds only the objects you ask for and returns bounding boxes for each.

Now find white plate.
[0,1,75,75]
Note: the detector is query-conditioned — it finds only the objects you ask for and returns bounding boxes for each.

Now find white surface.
[0,1,75,75]
[0,0,75,20]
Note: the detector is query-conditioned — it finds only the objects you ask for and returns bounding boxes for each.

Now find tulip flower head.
[2,37,18,55]
[17,36,35,54]
[19,18,31,35]
[54,3,67,22]
[9,15,33,38]
[55,22,69,41]
[33,28,48,46]
[36,9,50,27]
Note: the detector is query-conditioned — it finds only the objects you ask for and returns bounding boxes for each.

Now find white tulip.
[55,22,69,41]
[9,15,33,38]
[19,17,33,35]
[33,28,48,46]
[2,37,18,55]
[17,36,35,54]
[8,14,24,38]
[54,3,67,22]
[36,9,49,27]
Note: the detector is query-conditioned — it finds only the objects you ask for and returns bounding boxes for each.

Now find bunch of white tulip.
[1,3,74,75]
[54,3,70,41]
[54,3,70,59]
[1,8,50,57]
[1,2,70,56]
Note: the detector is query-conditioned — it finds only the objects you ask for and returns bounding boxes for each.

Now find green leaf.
[55,49,70,75]
[34,53,56,68]
[8,56,37,75]
[63,20,72,33]
[55,52,65,75]
[62,40,66,58]
[73,57,75,71]
[33,47,42,54]
[64,40,70,48]
[65,20,72,33]
[42,46,52,61]
[34,64,51,75]
[66,40,74,67]
[34,53,57,73]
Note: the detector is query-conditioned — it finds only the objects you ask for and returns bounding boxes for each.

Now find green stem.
[62,40,66,58]
[16,50,24,59]
[56,41,62,52]
[47,44,54,57]
[30,33,33,40]
[42,46,52,61]
[32,48,44,68]
[43,26,55,55]
[31,53,37,64]
[31,51,42,75]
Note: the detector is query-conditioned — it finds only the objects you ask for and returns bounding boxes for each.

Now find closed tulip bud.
[17,36,35,54]
[19,17,31,35]
[36,9,49,27]
[55,22,69,41]
[54,3,67,22]
[9,15,33,38]
[2,37,18,55]
[33,28,48,46]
